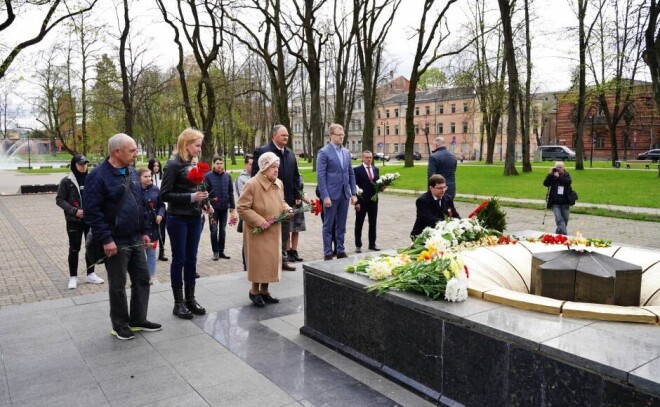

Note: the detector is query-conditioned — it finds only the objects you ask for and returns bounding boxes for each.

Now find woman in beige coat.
[237,152,292,307]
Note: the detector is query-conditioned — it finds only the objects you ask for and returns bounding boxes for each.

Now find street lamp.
[27,131,31,170]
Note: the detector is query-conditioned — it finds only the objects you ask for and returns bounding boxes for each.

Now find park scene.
[1,1,660,406]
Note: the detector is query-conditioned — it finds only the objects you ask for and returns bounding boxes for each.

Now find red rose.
[73,201,79,207]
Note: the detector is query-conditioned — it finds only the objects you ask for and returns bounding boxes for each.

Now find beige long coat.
[237,174,291,283]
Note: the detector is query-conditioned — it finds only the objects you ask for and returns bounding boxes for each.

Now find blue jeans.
[145,246,156,277]
[167,214,203,289]
[209,209,228,254]
[552,205,570,235]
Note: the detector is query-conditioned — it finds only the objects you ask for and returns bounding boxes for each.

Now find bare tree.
[156,0,224,159]
[354,0,399,158]
[0,0,98,80]
[497,0,519,175]
[404,0,474,167]
[644,0,660,114]
[519,0,532,172]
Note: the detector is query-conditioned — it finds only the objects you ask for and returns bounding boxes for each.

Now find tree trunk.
[498,0,519,175]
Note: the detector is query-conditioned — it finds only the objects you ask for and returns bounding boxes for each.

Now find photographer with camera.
[543,161,572,235]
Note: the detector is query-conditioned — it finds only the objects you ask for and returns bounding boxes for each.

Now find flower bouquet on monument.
[368,251,469,302]
[371,172,400,201]
[252,198,322,234]
[468,197,506,232]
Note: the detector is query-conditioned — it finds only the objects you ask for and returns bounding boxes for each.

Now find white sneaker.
[85,272,105,284]
[68,277,77,289]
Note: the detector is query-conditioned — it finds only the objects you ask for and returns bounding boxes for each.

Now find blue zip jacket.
[83,160,148,245]
[204,170,234,212]
[142,183,166,242]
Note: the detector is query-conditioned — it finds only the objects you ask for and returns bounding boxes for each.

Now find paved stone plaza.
[0,180,658,406]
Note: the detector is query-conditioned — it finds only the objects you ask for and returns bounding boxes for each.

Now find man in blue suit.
[316,123,357,260]
[353,150,380,253]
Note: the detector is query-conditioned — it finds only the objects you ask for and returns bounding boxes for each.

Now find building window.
[386,109,390,118]
[414,124,419,134]
[596,133,605,148]
[425,106,430,115]
[450,122,456,133]
[386,125,390,135]
[463,102,468,112]
[424,123,430,135]
[394,125,399,135]
[415,106,420,116]
[357,100,362,109]
[437,123,444,134]
[451,103,456,113]
[437,104,444,114]
[377,127,381,136]
[394,108,399,117]
[357,120,362,130]
[462,121,468,133]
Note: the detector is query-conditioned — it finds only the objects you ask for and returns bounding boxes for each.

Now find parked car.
[537,145,576,161]
[395,151,422,160]
[350,153,358,160]
[374,152,390,162]
[637,149,660,162]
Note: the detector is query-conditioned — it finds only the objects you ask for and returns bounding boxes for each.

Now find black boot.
[185,285,206,315]
[173,288,193,319]
[287,250,297,262]
[158,248,168,261]
[293,250,303,262]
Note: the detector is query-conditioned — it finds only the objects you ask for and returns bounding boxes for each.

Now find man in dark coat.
[205,156,235,260]
[353,150,380,253]
[427,136,458,199]
[252,125,301,270]
[410,174,460,238]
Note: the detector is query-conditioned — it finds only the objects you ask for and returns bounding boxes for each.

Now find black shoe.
[196,273,200,278]
[249,292,265,307]
[219,253,230,259]
[185,285,206,315]
[282,262,296,271]
[324,255,333,261]
[213,252,220,261]
[261,293,279,304]
[158,255,169,261]
[336,252,348,259]
[111,326,135,340]
[129,321,162,332]
[355,247,362,253]
[369,246,381,251]
[293,250,303,262]
[173,302,193,319]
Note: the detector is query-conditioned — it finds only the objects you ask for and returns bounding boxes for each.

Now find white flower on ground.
[444,277,468,302]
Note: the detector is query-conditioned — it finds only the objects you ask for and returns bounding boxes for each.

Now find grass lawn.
[301,161,659,209]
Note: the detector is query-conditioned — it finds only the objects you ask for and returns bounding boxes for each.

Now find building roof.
[382,86,475,105]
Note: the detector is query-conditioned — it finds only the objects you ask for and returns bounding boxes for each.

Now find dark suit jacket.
[354,164,379,204]
[252,141,301,206]
[410,191,460,237]
[427,147,457,198]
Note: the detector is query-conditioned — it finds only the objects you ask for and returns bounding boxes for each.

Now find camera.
[552,168,558,173]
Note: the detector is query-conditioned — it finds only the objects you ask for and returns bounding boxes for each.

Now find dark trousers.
[167,214,202,289]
[158,212,167,254]
[209,209,228,254]
[281,219,291,261]
[104,238,150,330]
[354,201,378,248]
[66,220,94,277]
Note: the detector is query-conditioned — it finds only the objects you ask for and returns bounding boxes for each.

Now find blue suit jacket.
[316,143,356,201]
[354,164,379,203]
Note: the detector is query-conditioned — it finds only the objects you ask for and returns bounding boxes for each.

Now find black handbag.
[568,188,578,206]
[85,175,132,265]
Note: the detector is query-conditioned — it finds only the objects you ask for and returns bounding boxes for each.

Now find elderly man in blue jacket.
[427,136,458,199]
[84,133,161,341]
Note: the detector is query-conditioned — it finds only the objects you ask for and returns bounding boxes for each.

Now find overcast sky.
[2,0,649,128]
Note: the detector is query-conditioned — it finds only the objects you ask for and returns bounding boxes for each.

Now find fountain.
[0,137,67,170]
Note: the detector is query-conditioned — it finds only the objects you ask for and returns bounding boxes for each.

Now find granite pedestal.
[301,259,660,406]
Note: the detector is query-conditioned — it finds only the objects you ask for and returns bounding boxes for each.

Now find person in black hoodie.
[543,161,572,235]
[56,154,105,289]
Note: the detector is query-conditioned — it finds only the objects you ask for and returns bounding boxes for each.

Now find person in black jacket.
[148,158,168,261]
[543,161,572,235]
[160,128,211,319]
[252,125,301,271]
[354,150,380,253]
[410,174,460,239]
[138,168,165,284]
[204,156,235,260]
[427,136,458,199]
[84,134,161,340]
[56,154,105,289]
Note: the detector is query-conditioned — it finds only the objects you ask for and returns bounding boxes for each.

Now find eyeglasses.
[331,133,345,136]
[431,185,448,191]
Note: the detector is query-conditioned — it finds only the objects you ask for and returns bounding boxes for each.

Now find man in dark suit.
[252,125,301,271]
[316,123,357,260]
[427,136,458,199]
[353,150,380,253]
[410,174,460,238]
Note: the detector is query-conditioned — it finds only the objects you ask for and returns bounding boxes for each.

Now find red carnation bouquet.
[252,198,322,234]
